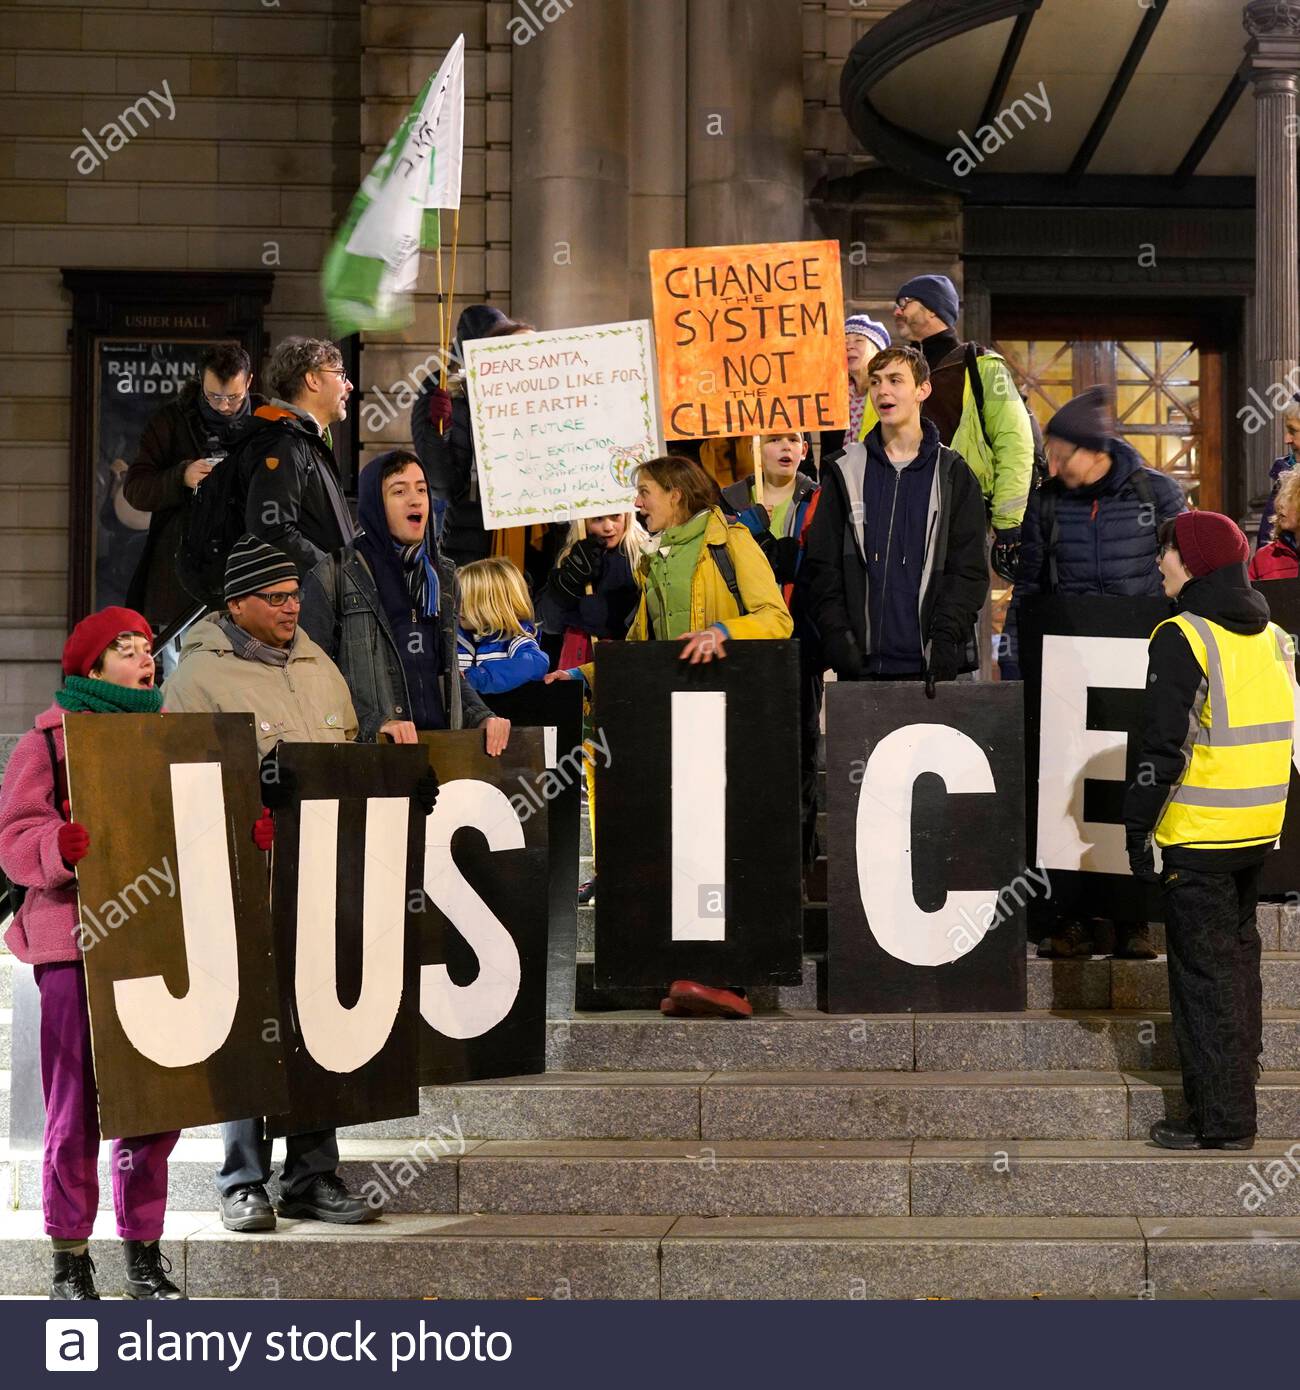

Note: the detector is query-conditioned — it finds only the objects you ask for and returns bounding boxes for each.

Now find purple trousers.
[35,960,179,1241]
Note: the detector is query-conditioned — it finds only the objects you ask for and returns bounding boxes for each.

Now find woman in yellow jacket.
[549,454,792,1016]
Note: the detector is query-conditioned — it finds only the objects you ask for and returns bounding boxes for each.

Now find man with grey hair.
[237,336,357,573]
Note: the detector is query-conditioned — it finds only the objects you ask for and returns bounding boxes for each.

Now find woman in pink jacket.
[0,607,186,1301]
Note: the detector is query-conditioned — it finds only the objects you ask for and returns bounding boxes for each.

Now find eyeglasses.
[109,633,153,658]
[247,589,303,608]
[894,297,915,311]
[315,367,352,386]
[204,389,247,407]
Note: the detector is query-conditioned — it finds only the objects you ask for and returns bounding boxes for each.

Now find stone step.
[4,1208,1299,1299]
[545,1009,1300,1073]
[453,1138,1300,1220]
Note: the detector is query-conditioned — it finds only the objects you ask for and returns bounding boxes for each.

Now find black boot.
[1149,1118,1254,1151]
[123,1240,184,1299]
[51,1250,100,1301]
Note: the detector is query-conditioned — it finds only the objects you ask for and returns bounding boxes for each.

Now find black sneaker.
[123,1240,184,1299]
[51,1250,100,1300]
[276,1173,377,1224]
[221,1183,276,1233]
[577,877,597,905]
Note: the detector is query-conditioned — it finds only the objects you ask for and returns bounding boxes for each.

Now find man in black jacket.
[124,343,265,631]
[804,347,989,686]
[238,336,356,573]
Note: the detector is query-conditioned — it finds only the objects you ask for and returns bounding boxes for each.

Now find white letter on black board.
[671,690,726,941]
[294,797,408,1073]
[420,778,524,1039]
[1038,634,1147,875]
[112,762,239,1067]
[859,724,996,966]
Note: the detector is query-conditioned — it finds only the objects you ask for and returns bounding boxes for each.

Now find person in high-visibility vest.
[1124,510,1295,1151]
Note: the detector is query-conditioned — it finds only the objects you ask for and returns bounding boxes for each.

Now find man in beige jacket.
[165,534,374,1234]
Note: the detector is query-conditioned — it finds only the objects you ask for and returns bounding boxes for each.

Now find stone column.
[686,0,805,246]
[1244,1,1300,507]
[511,1,630,328]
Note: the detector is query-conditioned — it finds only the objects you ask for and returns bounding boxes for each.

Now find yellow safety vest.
[1154,612,1295,851]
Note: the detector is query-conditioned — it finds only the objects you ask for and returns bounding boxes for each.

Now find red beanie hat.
[1172,511,1249,579]
[62,607,153,678]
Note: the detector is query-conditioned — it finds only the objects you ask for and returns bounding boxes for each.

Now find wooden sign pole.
[751,434,765,507]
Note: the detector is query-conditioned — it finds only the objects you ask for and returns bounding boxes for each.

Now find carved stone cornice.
[1245,1,1300,38]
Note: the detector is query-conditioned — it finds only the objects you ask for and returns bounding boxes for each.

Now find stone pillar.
[511,1,630,327]
[628,0,688,319]
[686,0,805,246]
[1244,0,1300,507]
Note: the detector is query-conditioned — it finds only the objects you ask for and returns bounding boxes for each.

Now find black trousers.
[1161,861,1264,1139]
[799,649,825,869]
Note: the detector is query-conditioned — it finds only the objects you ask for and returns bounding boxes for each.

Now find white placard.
[464,319,662,529]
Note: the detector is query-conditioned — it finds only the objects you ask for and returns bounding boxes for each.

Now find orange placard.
[649,239,848,441]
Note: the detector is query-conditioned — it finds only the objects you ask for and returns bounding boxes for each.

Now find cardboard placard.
[826,683,1027,1013]
[649,239,848,440]
[481,680,585,1019]
[266,742,428,1137]
[63,712,287,1140]
[593,641,803,988]
[464,320,662,529]
[416,729,550,1083]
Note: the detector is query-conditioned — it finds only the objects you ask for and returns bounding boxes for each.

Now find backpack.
[0,728,62,924]
[965,343,1048,490]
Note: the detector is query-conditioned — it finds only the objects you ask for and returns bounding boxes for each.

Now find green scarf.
[56,675,164,715]
[644,509,711,640]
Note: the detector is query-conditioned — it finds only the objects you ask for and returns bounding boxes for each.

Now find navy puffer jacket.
[1001,438,1186,677]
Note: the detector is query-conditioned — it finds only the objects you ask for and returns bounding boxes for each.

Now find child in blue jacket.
[455,556,549,694]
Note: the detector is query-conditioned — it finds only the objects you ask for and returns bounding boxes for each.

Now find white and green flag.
[322,34,465,336]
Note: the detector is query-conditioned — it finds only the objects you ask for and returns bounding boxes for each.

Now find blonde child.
[456,556,549,693]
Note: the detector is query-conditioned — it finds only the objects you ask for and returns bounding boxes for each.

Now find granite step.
[545,1009,1300,1073]
[4,1208,1298,1299]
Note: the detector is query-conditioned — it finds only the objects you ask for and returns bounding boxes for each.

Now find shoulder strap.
[708,540,749,617]
[1126,466,1156,507]
[1039,487,1059,594]
[964,343,993,450]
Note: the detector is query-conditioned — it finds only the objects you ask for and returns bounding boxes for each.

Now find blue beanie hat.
[844,314,891,354]
[896,274,960,327]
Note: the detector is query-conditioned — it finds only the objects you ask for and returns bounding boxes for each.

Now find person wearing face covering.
[300,448,511,755]
[124,343,265,631]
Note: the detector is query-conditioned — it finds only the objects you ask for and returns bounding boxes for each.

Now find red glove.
[251,808,275,852]
[57,821,90,868]
[426,387,453,430]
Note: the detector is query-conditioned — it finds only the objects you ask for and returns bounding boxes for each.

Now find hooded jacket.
[163,614,357,757]
[299,451,493,739]
[0,704,79,964]
[411,304,513,566]
[1123,564,1284,871]
[122,379,267,629]
[1002,437,1187,677]
[1249,532,1300,582]
[236,401,355,576]
[803,419,989,679]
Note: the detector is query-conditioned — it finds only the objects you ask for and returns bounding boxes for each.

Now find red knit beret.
[1172,511,1249,579]
[62,607,153,678]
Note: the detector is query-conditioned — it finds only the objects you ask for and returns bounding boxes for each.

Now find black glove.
[991,527,1021,582]
[828,632,865,680]
[259,750,298,810]
[755,531,801,585]
[927,640,961,684]
[552,538,605,601]
[415,769,440,816]
[1127,834,1159,884]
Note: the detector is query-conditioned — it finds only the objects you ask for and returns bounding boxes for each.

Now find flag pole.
[435,209,448,432]
[445,207,461,362]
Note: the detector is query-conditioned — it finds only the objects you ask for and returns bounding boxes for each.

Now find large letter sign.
[1018,595,1172,923]
[593,642,803,989]
[826,683,1027,1013]
[267,742,428,1137]
[416,729,550,1085]
[63,713,287,1139]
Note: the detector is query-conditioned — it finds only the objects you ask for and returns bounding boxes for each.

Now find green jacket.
[948,351,1034,533]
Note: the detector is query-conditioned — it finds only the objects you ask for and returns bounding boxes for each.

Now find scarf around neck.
[218,615,291,668]
[196,390,251,445]
[56,675,164,715]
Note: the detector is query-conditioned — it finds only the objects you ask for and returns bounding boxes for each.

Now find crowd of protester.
[4,273,1298,1297]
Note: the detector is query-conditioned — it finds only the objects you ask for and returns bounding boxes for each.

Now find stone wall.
[0,0,361,735]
